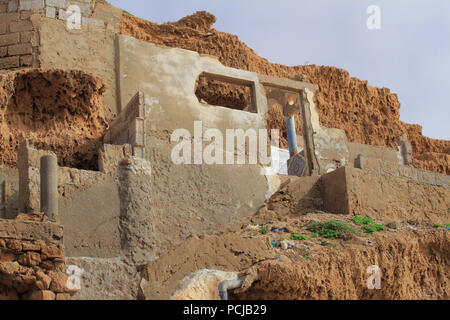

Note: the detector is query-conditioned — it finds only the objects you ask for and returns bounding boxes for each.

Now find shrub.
[363,224,386,233]
[352,216,374,226]
[307,220,358,240]
[290,234,308,241]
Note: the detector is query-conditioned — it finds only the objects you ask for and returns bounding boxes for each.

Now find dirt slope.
[234,229,449,300]
[0,69,107,170]
[120,11,449,175]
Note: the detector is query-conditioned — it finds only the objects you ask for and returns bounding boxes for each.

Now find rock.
[7,240,22,253]
[22,242,41,252]
[56,293,71,300]
[41,245,63,260]
[28,290,55,300]
[39,261,55,270]
[0,261,20,275]
[36,271,52,290]
[18,251,41,267]
[48,271,71,293]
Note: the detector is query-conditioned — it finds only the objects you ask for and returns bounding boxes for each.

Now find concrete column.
[286,115,299,157]
[40,155,58,220]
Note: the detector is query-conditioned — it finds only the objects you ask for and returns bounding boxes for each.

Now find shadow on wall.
[0,69,108,170]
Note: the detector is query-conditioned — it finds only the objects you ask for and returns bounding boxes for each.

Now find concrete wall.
[0,166,19,219]
[355,153,450,188]
[38,17,118,120]
[322,166,450,223]
[58,167,121,258]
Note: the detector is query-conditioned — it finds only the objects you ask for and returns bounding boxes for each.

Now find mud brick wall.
[0,215,77,300]
[0,0,41,69]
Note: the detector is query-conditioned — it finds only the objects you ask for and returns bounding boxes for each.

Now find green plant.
[304,254,311,260]
[310,233,317,238]
[433,224,444,228]
[363,224,386,233]
[260,226,269,235]
[307,220,359,240]
[290,234,308,241]
[352,216,374,226]
[446,224,450,227]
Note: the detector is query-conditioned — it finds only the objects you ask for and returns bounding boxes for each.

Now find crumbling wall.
[0,215,76,300]
[119,11,449,175]
[0,69,108,170]
[0,167,18,219]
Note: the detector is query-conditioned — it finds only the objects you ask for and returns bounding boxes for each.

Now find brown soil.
[0,69,107,170]
[233,228,449,300]
[120,11,449,175]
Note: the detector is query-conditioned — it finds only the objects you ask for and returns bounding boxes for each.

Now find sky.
[109,0,450,140]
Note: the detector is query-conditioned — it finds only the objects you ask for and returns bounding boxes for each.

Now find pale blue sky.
[109,0,450,140]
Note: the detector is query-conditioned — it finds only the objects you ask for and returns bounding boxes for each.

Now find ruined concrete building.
[0,1,448,300]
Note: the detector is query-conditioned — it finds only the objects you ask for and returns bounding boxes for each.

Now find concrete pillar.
[40,155,58,220]
[286,115,299,157]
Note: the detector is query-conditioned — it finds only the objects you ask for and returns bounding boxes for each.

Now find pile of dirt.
[0,69,108,170]
[120,11,449,174]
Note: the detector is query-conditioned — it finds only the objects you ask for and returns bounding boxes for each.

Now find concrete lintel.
[257,74,319,93]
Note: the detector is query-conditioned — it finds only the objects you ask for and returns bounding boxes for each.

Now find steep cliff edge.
[119,11,449,175]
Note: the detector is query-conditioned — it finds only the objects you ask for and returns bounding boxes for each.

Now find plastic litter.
[271,227,289,233]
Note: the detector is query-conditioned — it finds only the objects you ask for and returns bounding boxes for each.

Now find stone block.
[45,6,55,18]
[0,23,6,34]
[28,290,55,300]
[19,0,45,11]
[0,46,6,57]
[0,32,20,46]
[20,54,32,66]
[0,55,20,68]
[9,20,33,32]
[46,0,66,8]
[0,12,19,24]
[8,43,32,55]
